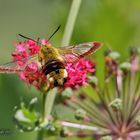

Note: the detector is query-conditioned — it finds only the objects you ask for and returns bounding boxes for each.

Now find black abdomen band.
[42,60,65,75]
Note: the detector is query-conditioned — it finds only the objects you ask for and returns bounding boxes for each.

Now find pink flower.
[27,40,36,46]
[64,58,95,89]
[41,39,49,45]
[16,44,26,52]
[12,40,45,87]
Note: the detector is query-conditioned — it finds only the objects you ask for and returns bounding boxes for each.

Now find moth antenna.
[36,38,40,45]
[18,25,61,44]
[48,25,61,41]
[18,34,37,43]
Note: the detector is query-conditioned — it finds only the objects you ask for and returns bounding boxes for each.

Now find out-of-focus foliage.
[0,0,140,140]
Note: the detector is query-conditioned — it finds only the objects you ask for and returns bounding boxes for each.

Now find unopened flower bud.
[61,88,73,99]
[60,127,70,137]
[109,98,122,111]
[75,109,87,120]
[108,52,120,60]
[89,76,98,85]
[120,62,131,71]
[130,47,138,55]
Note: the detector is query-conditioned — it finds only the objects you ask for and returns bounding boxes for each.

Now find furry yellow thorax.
[38,44,61,64]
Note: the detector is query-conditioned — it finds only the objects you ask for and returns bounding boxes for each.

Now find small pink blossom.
[41,39,49,45]
[64,58,95,89]
[27,40,36,46]
[28,45,40,55]
[16,44,26,52]
[12,40,42,86]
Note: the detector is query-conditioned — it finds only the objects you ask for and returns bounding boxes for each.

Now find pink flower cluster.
[11,39,95,91]
[64,58,95,89]
[12,40,47,86]
[12,40,40,62]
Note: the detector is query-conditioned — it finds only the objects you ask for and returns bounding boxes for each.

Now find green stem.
[38,0,82,139]
[43,88,57,123]
[61,0,82,46]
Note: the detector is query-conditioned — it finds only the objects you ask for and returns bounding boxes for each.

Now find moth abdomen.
[42,60,67,87]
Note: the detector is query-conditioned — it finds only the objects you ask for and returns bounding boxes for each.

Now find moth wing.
[58,42,102,63]
[0,54,39,73]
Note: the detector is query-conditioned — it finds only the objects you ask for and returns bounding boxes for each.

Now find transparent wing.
[0,54,38,73]
[58,42,102,63]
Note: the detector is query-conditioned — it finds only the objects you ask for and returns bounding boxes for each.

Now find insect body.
[39,44,67,88]
[0,40,102,92]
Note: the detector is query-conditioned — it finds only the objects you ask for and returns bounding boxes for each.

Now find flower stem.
[43,88,57,123]
[61,121,99,131]
[61,0,82,46]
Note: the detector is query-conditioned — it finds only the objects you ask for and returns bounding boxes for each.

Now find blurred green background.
[0,0,140,140]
